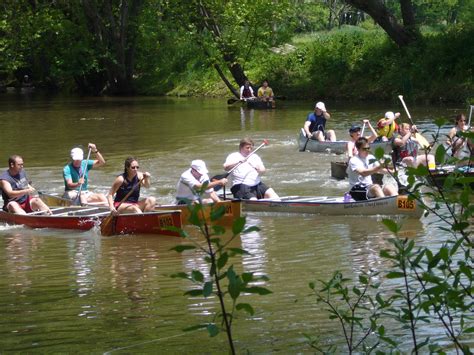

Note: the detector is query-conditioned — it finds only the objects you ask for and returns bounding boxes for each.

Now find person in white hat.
[63,143,107,204]
[176,159,227,204]
[374,111,400,142]
[303,101,336,142]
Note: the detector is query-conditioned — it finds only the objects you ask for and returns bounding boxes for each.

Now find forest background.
[0,0,472,103]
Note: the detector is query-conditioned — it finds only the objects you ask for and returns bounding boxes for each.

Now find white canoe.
[298,128,392,154]
[232,195,423,218]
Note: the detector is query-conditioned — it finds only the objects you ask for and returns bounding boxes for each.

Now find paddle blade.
[414,133,430,149]
[263,139,269,145]
[100,214,116,236]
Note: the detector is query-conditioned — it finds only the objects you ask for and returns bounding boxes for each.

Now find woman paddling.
[106,157,156,214]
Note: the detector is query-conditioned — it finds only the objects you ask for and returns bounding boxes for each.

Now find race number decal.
[158,214,174,228]
[397,196,415,210]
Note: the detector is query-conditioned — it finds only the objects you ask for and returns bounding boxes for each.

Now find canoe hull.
[0,207,182,236]
[235,195,423,218]
[299,129,391,154]
[39,192,241,227]
[245,100,275,109]
[155,200,242,226]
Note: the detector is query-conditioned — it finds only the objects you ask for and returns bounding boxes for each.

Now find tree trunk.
[345,0,418,47]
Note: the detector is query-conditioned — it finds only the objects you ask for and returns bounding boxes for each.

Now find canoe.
[0,206,182,236]
[424,166,474,189]
[244,100,275,109]
[330,161,384,184]
[39,192,242,226]
[155,200,242,226]
[298,129,392,154]
[226,195,423,218]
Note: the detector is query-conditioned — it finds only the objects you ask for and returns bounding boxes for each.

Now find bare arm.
[0,180,35,199]
[107,176,124,211]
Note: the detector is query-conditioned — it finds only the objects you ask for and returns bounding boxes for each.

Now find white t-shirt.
[176,168,213,201]
[224,152,262,186]
[347,154,378,187]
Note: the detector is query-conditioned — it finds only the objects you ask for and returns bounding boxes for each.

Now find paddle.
[100,177,144,236]
[398,95,430,149]
[73,148,92,206]
[211,139,269,192]
[361,122,366,136]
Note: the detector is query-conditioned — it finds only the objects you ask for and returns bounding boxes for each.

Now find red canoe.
[0,206,182,236]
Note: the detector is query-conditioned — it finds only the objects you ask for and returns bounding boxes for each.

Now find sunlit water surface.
[0,95,466,352]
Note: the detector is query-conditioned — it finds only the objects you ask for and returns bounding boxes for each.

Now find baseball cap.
[315,101,326,111]
[385,111,395,120]
[191,159,208,174]
[70,147,84,161]
[349,124,361,133]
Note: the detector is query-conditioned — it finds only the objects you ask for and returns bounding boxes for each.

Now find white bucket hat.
[191,159,208,174]
[70,147,84,161]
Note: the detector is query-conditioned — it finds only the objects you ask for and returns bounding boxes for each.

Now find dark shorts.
[231,182,269,200]
[349,184,370,201]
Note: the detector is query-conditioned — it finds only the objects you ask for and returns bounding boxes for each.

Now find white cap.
[315,101,326,111]
[385,111,395,119]
[70,147,84,161]
[191,159,208,174]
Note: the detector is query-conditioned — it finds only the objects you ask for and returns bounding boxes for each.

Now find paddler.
[0,155,51,214]
[374,111,400,142]
[63,143,107,205]
[346,137,398,201]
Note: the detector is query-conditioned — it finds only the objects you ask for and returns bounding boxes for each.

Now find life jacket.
[376,118,398,139]
[242,87,253,98]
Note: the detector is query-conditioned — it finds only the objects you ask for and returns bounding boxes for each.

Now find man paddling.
[176,160,227,204]
[346,137,398,201]
[224,138,279,200]
[0,155,51,214]
[303,101,336,142]
[63,143,107,205]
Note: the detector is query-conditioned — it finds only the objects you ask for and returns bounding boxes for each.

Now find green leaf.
[210,205,225,221]
[183,324,208,332]
[359,275,368,285]
[464,327,474,333]
[382,219,400,233]
[217,252,229,269]
[241,272,254,283]
[184,289,203,296]
[435,144,446,164]
[207,323,219,337]
[244,286,272,295]
[236,302,255,315]
[228,247,250,256]
[243,226,260,233]
[191,270,204,282]
[386,272,405,279]
[203,281,213,297]
[170,245,196,253]
[170,272,189,280]
[232,216,246,235]
[211,225,226,235]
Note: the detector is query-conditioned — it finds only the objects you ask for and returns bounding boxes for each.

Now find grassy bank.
[167,25,473,103]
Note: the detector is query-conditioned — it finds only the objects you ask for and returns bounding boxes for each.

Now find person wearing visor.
[63,143,107,205]
[176,160,227,205]
[346,120,377,158]
[303,101,336,142]
[346,137,398,201]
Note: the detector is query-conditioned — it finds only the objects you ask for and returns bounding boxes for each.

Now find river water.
[0,95,465,352]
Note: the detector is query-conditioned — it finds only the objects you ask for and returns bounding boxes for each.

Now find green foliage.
[170,193,270,352]
[312,127,473,352]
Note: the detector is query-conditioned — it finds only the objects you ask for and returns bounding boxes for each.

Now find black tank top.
[114,173,140,203]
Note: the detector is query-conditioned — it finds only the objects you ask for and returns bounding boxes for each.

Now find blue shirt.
[306,112,327,133]
[63,160,94,191]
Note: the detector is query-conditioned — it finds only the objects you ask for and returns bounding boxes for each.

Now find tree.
[344,0,419,46]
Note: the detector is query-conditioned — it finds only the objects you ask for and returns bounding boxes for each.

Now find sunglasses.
[361,147,371,151]
[130,166,140,170]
